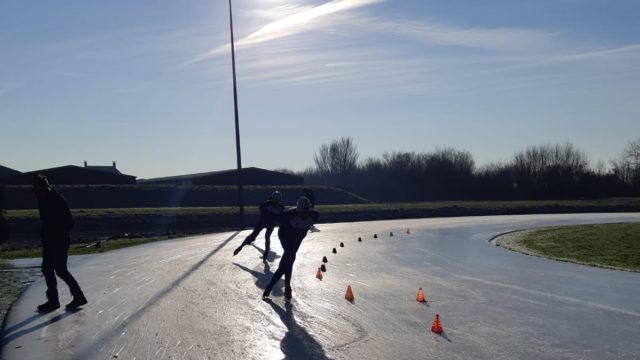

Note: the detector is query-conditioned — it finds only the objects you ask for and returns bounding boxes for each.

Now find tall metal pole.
[228,0,245,229]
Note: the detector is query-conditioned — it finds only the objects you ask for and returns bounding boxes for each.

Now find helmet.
[271,191,282,201]
[32,174,51,193]
[296,196,311,212]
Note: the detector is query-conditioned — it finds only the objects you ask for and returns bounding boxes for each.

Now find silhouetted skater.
[263,196,319,301]
[33,174,87,312]
[233,191,285,261]
[0,186,9,244]
[302,188,315,209]
[303,187,320,233]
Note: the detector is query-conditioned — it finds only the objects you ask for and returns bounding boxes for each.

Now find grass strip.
[520,223,640,271]
[0,234,195,259]
[5,197,640,219]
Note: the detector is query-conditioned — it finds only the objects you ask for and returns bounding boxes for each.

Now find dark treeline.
[280,137,640,202]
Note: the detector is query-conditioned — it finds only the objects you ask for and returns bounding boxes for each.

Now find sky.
[1,0,639,179]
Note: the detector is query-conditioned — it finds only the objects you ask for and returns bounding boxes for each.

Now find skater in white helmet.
[262,196,319,301]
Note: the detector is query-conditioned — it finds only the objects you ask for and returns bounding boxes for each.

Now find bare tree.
[612,137,640,184]
[624,137,640,168]
[513,143,589,177]
[313,137,359,176]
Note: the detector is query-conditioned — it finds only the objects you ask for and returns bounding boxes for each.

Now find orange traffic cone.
[416,288,426,302]
[345,285,354,302]
[316,267,323,280]
[431,314,443,335]
[406,228,411,235]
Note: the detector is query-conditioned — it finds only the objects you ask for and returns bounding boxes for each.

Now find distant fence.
[2,185,368,210]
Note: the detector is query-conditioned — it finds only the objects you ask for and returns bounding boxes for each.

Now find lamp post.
[228,0,245,229]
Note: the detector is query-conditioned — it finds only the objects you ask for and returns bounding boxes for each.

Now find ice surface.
[2,213,640,359]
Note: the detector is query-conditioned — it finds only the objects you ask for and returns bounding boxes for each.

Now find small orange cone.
[345,285,354,302]
[406,228,411,235]
[431,314,443,335]
[316,267,323,280]
[416,287,426,302]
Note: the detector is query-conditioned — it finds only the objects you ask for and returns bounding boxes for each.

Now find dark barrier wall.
[2,185,368,210]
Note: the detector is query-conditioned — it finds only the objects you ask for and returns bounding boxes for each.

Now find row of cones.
[320,228,446,336]
[342,284,443,334]
[371,228,411,238]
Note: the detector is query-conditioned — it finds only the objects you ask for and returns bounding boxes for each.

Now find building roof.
[138,169,236,183]
[138,167,302,185]
[0,165,21,179]
[84,161,123,175]
[85,166,122,175]
[0,165,136,185]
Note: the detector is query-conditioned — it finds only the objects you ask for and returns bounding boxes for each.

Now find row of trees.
[283,137,640,202]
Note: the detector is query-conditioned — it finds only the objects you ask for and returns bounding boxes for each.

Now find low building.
[138,167,303,186]
[0,162,136,185]
[0,165,21,181]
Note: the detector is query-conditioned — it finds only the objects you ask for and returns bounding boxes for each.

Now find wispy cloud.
[493,44,640,72]
[185,0,384,64]
[182,0,640,96]
[535,44,640,64]
[351,17,557,52]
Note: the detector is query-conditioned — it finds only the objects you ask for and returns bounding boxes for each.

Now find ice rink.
[2,213,640,359]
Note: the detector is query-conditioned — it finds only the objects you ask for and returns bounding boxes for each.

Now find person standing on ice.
[262,196,319,300]
[303,187,320,232]
[233,190,285,261]
[33,174,87,312]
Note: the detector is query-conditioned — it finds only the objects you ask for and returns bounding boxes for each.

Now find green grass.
[5,207,243,219]
[5,197,640,219]
[520,223,640,271]
[0,234,192,259]
[4,198,639,260]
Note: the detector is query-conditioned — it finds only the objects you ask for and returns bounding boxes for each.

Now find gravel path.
[0,265,40,329]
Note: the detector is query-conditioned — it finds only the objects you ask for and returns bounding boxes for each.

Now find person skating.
[262,196,319,300]
[0,186,10,244]
[233,190,285,261]
[33,174,87,312]
[303,187,320,233]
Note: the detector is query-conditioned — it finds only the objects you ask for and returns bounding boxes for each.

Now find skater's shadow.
[263,299,330,360]
[250,244,281,262]
[1,310,76,347]
[233,262,283,297]
[74,231,241,359]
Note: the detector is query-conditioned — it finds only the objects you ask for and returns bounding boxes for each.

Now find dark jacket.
[37,189,74,243]
[277,208,319,251]
[0,187,7,243]
[259,200,285,224]
[0,214,8,244]
[302,188,316,208]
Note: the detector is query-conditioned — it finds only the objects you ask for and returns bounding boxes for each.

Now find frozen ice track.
[1,213,640,359]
